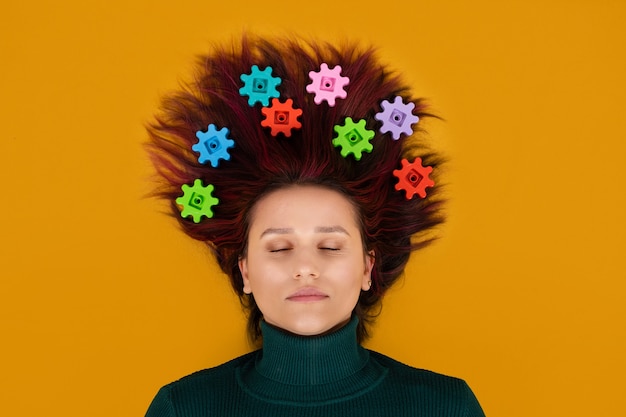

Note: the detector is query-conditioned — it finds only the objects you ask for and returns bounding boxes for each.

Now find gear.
[176,179,219,223]
[192,124,235,168]
[306,63,349,106]
[239,65,282,106]
[260,98,303,137]
[332,117,374,160]
[392,158,434,199]
[374,96,420,140]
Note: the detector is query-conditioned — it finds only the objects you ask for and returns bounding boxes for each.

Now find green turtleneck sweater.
[145,317,485,416]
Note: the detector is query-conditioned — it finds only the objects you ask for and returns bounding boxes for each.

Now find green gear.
[176,179,219,223]
[332,117,374,160]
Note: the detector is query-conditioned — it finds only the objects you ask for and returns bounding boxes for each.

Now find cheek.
[245,257,282,290]
[334,258,367,287]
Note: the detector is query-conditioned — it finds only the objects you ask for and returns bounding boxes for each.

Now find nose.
[292,252,319,279]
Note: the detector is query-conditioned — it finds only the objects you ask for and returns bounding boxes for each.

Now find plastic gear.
[374,96,420,140]
[332,117,374,160]
[176,179,219,223]
[239,65,282,106]
[192,124,235,168]
[260,98,303,137]
[392,158,434,199]
[306,63,349,106]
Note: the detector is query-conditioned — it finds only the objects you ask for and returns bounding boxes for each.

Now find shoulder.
[370,350,464,384]
[145,351,257,417]
[368,350,485,416]
[165,350,256,393]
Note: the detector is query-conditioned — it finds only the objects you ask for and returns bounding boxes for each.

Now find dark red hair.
[146,35,444,343]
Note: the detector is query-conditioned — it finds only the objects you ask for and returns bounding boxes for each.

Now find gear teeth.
[332,117,374,160]
[176,179,219,223]
[239,65,282,106]
[192,124,235,168]
[375,96,420,140]
[306,63,350,106]
[261,98,303,137]
[392,158,434,199]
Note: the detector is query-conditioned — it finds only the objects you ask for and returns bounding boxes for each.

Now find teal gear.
[239,65,281,106]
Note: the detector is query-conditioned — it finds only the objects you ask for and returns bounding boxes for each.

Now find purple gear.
[374,96,420,140]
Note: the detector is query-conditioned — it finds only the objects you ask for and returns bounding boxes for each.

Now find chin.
[286,317,350,337]
[288,324,330,337]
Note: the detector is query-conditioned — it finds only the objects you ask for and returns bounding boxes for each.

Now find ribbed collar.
[236,316,387,405]
[256,316,368,385]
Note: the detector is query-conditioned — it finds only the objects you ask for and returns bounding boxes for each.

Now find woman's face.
[239,185,374,337]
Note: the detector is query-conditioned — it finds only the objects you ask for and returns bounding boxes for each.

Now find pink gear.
[306,63,350,106]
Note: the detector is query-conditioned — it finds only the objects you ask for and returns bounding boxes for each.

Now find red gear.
[261,98,303,137]
[393,158,434,199]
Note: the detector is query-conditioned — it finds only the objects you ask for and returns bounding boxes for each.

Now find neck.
[237,315,387,405]
[256,316,367,385]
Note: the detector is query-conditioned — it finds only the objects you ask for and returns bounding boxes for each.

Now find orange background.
[2,1,625,416]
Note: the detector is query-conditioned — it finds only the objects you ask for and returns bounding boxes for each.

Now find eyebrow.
[314,226,350,236]
[259,227,293,238]
[259,226,350,238]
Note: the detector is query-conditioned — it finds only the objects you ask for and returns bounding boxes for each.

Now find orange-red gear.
[392,158,434,199]
[261,98,303,137]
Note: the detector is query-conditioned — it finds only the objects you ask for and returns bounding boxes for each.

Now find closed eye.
[269,248,292,253]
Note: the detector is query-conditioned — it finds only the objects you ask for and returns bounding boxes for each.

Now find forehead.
[248,185,360,231]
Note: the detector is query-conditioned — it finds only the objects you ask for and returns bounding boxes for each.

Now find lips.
[287,287,329,302]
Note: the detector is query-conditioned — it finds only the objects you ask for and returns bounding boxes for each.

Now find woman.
[145,35,485,416]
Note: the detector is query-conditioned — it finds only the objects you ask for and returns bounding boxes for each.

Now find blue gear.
[192,124,235,167]
[239,65,282,106]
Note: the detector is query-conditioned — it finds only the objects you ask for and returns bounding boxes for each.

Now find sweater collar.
[255,315,368,385]
[237,316,387,405]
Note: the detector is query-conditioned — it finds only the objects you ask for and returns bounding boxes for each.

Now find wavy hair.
[146,35,445,343]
